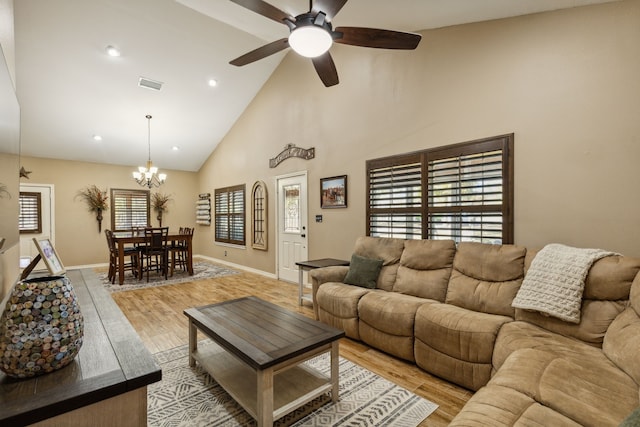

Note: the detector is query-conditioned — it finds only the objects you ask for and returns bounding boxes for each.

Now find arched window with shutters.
[251,181,268,250]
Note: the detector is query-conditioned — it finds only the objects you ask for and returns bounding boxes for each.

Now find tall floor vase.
[0,275,84,378]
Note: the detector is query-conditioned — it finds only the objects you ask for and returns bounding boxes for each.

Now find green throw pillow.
[619,407,640,427]
[343,254,383,289]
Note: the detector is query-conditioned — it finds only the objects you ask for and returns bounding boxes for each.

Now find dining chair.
[105,229,139,284]
[169,227,194,276]
[138,227,169,282]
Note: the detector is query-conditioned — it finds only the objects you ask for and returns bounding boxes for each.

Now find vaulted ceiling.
[12,0,619,172]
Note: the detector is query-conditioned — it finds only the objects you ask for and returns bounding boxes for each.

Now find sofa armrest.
[310,266,350,319]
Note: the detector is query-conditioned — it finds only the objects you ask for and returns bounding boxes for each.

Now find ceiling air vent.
[138,77,163,91]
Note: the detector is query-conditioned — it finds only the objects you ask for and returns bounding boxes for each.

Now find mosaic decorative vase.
[0,275,84,379]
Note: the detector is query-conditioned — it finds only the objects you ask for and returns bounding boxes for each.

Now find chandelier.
[132,114,166,188]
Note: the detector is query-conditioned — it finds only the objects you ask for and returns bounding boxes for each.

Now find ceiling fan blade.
[312,52,339,87]
[334,27,422,50]
[312,0,348,21]
[230,38,290,66]
[230,0,293,25]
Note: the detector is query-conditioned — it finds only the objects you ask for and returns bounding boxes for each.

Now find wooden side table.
[295,258,350,306]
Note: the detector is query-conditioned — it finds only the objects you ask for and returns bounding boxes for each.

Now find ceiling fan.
[229,0,422,87]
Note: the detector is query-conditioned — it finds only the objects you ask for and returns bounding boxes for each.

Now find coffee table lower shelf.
[191,342,335,423]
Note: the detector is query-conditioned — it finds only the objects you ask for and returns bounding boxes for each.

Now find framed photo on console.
[33,237,66,275]
[320,175,347,209]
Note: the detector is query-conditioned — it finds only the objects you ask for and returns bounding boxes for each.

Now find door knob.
[301,234,306,238]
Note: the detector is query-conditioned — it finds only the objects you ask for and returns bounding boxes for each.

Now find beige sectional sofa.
[310,236,640,426]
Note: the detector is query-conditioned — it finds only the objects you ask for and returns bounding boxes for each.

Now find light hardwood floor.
[110,267,472,426]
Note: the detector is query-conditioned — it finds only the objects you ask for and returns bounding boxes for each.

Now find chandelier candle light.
[133,114,167,188]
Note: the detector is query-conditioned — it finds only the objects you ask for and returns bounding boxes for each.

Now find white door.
[277,173,308,282]
[19,184,54,270]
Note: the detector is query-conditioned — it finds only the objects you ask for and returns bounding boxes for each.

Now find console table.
[0,269,161,426]
[295,258,349,306]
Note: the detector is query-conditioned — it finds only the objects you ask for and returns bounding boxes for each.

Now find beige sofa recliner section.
[310,236,640,426]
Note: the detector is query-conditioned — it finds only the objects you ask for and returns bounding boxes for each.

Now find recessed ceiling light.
[105,45,121,57]
[208,79,218,87]
[93,135,103,141]
[172,146,180,151]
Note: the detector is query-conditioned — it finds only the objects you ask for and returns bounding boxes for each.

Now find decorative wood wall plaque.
[269,144,315,168]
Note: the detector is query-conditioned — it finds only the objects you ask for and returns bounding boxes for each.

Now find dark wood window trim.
[110,188,150,232]
[19,192,42,234]
[215,184,246,246]
[367,134,514,244]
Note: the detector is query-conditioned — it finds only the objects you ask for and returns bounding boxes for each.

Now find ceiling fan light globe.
[289,26,332,58]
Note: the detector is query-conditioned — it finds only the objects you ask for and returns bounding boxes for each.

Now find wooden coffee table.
[184,296,345,426]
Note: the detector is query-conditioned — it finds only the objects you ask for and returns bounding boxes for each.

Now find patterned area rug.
[148,341,438,427]
[98,261,239,293]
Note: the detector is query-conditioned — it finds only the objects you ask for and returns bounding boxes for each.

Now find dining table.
[112,230,194,285]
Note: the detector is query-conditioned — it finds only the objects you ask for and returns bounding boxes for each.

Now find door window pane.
[284,184,300,233]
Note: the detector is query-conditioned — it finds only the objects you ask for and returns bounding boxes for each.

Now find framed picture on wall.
[320,175,347,209]
[33,237,66,276]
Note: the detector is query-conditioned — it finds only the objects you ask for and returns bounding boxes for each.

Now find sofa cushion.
[393,239,455,301]
[632,272,640,316]
[343,254,383,289]
[515,300,626,347]
[516,253,640,346]
[603,308,640,386]
[490,348,638,427]
[315,282,370,340]
[492,320,604,371]
[414,303,512,390]
[353,236,404,291]
[358,292,435,361]
[449,384,582,427]
[446,242,526,317]
[310,265,350,319]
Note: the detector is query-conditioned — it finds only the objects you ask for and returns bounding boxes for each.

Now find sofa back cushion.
[353,236,405,291]
[603,272,640,385]
[446,242,526,317]
[393,239,456,301]
[516,251,640,346]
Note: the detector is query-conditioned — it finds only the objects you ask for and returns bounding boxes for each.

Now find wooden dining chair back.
[169,227,194,276]
[105,229,138,284]
[138,227,169,282]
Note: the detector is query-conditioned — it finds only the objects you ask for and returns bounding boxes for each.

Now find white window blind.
[110,189,150,232]
[19,192,42,234]
[215,184,245,246]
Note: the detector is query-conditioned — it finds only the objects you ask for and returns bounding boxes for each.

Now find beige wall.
[0,0,17,297]
[19,156,198,267]
[196,0,640,276]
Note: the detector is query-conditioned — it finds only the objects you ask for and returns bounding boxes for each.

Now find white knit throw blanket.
[512,243,615,323]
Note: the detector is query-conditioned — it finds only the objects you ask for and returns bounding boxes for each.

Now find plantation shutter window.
[367,154,422,239]
[215,184,246,246]
[110,189,150,232]
[427,137,511,244]
[19,192,42,234]
[366,134,513,244]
